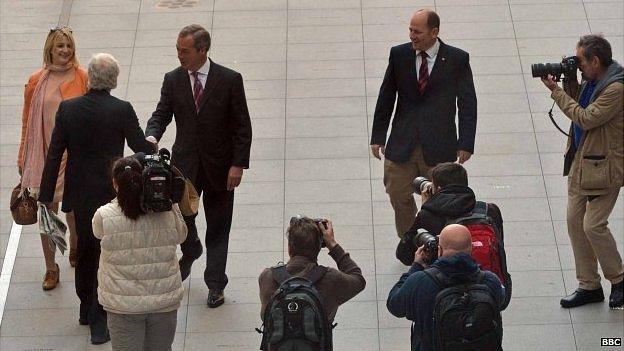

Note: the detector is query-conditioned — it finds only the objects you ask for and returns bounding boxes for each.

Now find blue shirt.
[573,81,596,149]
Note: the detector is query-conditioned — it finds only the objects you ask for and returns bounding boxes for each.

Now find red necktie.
[191,71,203,112]
[418,51,429,93]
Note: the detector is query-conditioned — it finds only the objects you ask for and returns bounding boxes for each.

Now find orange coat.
[18,67,88,169]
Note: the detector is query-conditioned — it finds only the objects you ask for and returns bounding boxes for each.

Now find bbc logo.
[601,338,622,346]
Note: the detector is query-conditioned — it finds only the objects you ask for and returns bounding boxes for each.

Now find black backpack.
[425,267,503,351]
[257,265,332,351]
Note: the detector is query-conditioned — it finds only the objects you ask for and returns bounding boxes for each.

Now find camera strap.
[548,100,570,137]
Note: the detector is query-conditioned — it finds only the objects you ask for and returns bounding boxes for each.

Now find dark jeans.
[181,164,234,291]
[74,208,107,336]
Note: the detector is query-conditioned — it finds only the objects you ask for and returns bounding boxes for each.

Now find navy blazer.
[145,60,252,192]
[39,90,154,212]
[371,39,477,165]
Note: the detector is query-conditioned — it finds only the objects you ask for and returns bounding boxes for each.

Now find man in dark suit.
[145,24,252,308]
[371,9,477,238]
[39,53,154,344]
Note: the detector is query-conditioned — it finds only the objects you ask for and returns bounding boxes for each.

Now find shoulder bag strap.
[306,265,329,285]
[271,265,291,285]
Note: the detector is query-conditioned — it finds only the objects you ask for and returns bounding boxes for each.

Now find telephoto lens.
[531,56,579,80]
[412,229,439,263]
[413,176,433,195]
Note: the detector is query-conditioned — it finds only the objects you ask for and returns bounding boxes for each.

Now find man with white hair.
[40,53,154,345]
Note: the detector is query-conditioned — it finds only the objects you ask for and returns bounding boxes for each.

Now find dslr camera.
[412,229,439,264]
[313,218,328,248]
[136,148,185,213]
[413,176,433,196]
[531,56,579,82]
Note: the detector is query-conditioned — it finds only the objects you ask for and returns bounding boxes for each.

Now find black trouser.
[74,208,107,336]
[181,164,234,291]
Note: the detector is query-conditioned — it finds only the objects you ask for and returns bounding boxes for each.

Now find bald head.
[408,9,440,51]
[438,224,472,257]
[410,9,440,31]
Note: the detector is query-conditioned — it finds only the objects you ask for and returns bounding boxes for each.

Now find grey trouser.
[107,310,177,351]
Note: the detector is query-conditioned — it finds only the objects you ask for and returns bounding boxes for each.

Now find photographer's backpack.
[450,201,512,310]
[425,267,503,351]
[257,265,332,351]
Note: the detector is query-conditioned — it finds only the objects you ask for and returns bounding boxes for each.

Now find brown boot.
[69,249,78,268]
[42,263,59,291]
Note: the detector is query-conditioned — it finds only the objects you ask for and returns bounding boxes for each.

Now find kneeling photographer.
[537,34,623,309]
[396,162,512,311]
[396,162,503,266]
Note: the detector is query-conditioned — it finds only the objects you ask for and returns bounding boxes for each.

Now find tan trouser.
[384,146,432,237]
[567,178,623,290]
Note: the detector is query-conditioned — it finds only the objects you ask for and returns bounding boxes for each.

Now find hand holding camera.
[413,176,434,203]
[413,229,439,265]
[414,245,429,267]
[315,218,337,250]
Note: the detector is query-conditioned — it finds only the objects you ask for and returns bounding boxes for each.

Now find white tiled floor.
[1,0,623,350]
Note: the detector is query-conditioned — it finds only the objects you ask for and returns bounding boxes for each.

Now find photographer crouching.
[539,34,623,309]
[395,162,511,309]
[395,163,503,264]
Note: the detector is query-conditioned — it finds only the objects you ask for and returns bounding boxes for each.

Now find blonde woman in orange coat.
[18,26,87,290]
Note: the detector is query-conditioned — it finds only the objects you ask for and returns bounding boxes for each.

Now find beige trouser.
[567,178,623,290]
[107,310,177,351]
[384,145,432,237]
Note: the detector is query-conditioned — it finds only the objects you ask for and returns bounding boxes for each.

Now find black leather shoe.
[179,245,203,281]
[90,329,110,345]
[560,288,604,308]
[207,289,225,308]
[609,281,623,308]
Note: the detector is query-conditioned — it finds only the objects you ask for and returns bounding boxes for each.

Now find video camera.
[134,148,185,213]
[531,56,579,82]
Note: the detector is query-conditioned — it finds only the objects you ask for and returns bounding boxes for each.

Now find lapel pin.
[441,57,446,61]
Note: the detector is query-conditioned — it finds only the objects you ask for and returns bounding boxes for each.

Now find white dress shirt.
[415,39,440,80]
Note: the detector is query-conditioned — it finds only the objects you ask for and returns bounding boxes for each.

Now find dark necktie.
[418,51,429,93]
[191,71,203,112]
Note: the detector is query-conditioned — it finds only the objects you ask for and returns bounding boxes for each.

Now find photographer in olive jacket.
[395,162,503,266]
[541,34,623,309]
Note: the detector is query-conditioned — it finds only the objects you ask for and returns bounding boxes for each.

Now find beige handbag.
[179,177,199,216]
[171,166,199,216]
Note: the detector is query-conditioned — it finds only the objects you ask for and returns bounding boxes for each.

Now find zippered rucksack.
[257,265,332,351]
[425,267,503,351]
[450,201,512,310]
